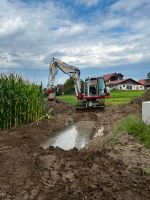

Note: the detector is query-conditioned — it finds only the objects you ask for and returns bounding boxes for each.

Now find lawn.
[58,95,77,106]
[106,90,144,105]
[57,90,145,106]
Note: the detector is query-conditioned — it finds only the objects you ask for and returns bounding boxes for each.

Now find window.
[89,85,97,95]
[98,78,105,94]
[126,85,132,90]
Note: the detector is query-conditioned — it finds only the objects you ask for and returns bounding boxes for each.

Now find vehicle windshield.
[89,79,97,96]
[98,78,106,95]
[84,78,106,96]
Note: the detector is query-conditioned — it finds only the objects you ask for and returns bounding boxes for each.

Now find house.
[103,73,124,82]
[57,84,64,90]
[103,72,145,90]
[106,78,144,90]
[138,79,150,90]
[56,84,64,94]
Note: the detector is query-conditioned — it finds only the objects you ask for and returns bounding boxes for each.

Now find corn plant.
[0,73,45,130]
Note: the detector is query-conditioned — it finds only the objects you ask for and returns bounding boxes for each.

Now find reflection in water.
[41,121,95,150]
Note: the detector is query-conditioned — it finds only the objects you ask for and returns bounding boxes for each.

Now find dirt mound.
[124,91,150,114]
[130,91,150,107]
[45,99,73,114]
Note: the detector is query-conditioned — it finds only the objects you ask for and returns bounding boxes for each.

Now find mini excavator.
[47,57,110,111]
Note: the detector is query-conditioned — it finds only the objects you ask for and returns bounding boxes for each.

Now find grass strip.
[117,115,150,148]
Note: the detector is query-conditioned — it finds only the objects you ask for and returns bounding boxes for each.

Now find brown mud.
[0,95,150,200]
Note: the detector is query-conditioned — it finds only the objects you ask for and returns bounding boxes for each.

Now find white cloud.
[0,0,150,76]
[111,0,149,12]
[59,42,147,67]
[0,17,27,37]
[55,23,87,36]
[75,0,100,7]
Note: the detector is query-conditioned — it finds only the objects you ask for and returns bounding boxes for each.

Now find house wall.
[111,84,144,90]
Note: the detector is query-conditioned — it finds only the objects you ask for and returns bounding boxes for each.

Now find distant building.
[57,84,64,90]
[138,79,150,90]
[103,72,145,90]
[103,73,124,82]
[106,78,144,90]
[56,84,64,94]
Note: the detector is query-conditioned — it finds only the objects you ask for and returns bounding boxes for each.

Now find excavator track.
[75,106,105,112]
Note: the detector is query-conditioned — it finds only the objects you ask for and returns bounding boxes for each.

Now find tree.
[63,77,84,95]
[147,72,150,79]
[63,77,75,94]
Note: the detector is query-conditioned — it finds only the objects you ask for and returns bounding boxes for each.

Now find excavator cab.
[77,77,109,110]
[84,77,107,98]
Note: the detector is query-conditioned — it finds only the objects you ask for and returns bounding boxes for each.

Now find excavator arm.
[47,57,83,100]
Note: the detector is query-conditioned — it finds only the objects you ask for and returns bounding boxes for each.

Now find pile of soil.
[117,91,150,115]
[45,99,73,114]
[130,91,150,107]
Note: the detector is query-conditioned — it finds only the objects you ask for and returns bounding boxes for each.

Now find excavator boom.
[48,57,83,100]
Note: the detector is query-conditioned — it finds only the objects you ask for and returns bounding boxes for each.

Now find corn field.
[0,73,44,130]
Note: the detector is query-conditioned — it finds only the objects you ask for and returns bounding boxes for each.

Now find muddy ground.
[0,94,150,200]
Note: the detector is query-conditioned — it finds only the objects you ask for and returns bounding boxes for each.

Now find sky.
[0,0,150,86]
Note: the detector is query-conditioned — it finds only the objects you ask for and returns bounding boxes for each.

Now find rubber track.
[75,106,105,112]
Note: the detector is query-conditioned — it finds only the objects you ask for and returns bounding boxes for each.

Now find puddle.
[41,121,95,150]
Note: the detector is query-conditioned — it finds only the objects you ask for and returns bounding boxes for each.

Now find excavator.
[47,57,110,111]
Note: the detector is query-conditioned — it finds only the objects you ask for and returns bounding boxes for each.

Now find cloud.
[74,0,100,7]
[0,17,26,37]
[0,0,150,75]
[54,23,87,37]
[111,0,149,12]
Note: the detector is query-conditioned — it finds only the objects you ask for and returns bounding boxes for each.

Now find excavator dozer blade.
[75,106,105,112]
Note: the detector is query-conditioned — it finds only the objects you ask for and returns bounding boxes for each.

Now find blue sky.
[0,0,150,86]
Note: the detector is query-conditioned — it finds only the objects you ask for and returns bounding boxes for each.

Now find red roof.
[138,79,150,86]
[103,73,117,81]
[103,73,123,81]
[106,78,143,86]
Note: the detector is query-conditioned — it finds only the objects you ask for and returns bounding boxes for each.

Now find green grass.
[57,90,145,106]
[58,95,77,106]
[106,90,144,105]
[143,168,150,175]
[117,115,150,148]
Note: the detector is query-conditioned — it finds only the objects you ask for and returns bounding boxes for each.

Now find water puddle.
[41,121,95,150]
